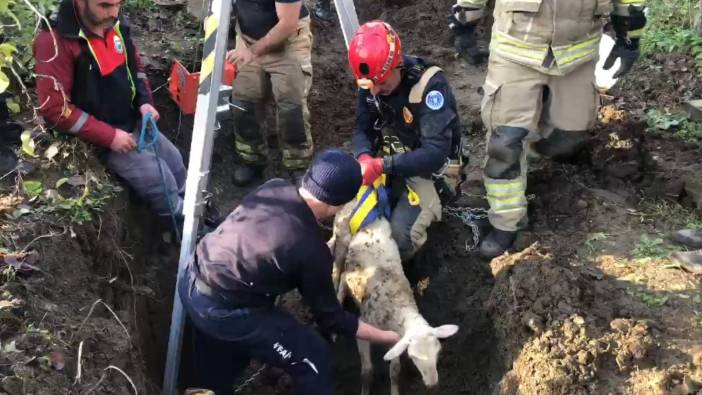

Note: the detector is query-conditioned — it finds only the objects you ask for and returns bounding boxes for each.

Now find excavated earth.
[1,0,701,394]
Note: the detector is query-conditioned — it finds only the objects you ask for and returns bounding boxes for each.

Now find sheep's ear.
[383,337,410,361]
[432,325,459,339]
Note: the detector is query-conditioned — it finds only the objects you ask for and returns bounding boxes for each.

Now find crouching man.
[179,150,401,395]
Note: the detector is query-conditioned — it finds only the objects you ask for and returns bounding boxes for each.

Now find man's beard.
[83,6,116,30]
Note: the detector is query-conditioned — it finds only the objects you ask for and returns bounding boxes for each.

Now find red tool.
[168,59,237,115]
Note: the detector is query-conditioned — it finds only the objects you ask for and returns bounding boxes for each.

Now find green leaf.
[6,97,19,113]
[23,180,43,199]
[0,70,8,94]
[20,131,36,157]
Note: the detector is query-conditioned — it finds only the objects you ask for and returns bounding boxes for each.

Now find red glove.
[357,154,384,185]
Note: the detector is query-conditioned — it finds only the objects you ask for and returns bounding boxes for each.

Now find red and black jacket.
[34,0,153,148]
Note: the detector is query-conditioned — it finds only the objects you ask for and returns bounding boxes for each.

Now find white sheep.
[329,201,459,395]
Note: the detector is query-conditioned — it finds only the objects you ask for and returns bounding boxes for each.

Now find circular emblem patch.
[113,36,124,54]
[425,90,444,110]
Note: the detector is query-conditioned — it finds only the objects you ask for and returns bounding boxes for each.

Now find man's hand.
[110,129,136,153]
[139,103,160,121]
[227,47,256,67]
[357,154,384,185]
[603,37,640,78]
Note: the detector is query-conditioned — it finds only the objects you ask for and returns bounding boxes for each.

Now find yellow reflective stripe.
[617,0,643,4]
[493,44,545,61]
[493,31,548,51]
[488,195,525,205]
[553,36,600,66]
[457,0,487,7]
[629,28,644,38]
[113,23,136,100]
[349,189,378,235]
[485,181,524,191]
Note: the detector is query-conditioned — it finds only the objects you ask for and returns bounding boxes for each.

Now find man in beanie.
[179,149,401,395]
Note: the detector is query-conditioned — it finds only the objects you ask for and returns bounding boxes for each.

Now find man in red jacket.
[34,0,186,226]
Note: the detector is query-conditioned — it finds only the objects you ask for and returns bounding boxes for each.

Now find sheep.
[329,201,459,395]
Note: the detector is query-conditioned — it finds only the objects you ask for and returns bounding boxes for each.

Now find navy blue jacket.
[353,56,461,179]
[194,179,359,337]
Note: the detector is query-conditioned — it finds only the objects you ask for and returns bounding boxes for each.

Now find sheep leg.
[389,358,401,395]
[357,339,373,395]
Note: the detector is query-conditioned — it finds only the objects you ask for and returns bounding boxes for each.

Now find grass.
[645,109,702,145]
[631,235,670,260]
[637,199,702,231]
[584,232,608,256]
[641,0,702,74]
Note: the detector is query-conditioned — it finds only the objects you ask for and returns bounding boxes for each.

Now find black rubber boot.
[232,164,263,187]
[479,228,516,258]
[312,0,334,21]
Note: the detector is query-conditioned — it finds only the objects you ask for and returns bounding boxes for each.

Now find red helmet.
[348,21,402,87]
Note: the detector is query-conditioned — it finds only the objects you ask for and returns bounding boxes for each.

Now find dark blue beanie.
[302,150,362,206]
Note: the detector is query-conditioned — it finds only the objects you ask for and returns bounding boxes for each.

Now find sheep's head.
[382,324,459,387]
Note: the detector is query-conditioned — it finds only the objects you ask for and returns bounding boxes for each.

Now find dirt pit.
[2,0,702,394]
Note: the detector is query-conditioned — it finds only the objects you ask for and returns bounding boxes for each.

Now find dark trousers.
[179,270,333,395]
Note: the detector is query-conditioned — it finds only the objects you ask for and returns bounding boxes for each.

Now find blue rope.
[138,112,181,240]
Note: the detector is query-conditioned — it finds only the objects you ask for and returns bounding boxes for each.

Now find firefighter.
[348,21,464,261]
[180,150,401,395]
[448,0,646,257]
[227,0,314,186]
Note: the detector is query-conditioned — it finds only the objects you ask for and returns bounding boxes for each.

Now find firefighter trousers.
[390,177,442,260]
[481,55,598,231]
[231,17,314,170]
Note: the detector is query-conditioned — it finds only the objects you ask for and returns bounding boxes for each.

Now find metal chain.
[233,365,267,393]
[442,203,488,252]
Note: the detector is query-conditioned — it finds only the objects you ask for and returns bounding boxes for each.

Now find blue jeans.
[179,270,333,395]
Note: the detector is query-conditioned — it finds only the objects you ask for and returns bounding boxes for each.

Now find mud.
[4,1,702,394]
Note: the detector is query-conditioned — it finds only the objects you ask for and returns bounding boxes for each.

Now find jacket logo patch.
[402,106,413,124]
[425,90,444,110]
[113,36,124,54]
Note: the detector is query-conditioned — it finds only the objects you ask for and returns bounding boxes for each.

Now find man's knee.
[484,126,529,179]
[391,206,422,259]
[278,102,307,143]
[532,128,589,159]
[231,99,261,141]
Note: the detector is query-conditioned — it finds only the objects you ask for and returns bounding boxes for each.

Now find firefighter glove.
[603,37,640,78]
[357,154,384,186]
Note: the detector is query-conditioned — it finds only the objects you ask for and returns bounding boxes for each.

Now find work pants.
[481,55,598,231]
[389,177,442,260]
[105,131,185,218]
[231,17,314,170]
[179,269,332,395]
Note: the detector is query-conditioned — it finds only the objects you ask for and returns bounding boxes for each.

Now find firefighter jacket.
[353,56,461,179]
[457,0,646,75]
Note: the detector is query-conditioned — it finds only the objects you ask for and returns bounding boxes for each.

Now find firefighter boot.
[479,228,516,258]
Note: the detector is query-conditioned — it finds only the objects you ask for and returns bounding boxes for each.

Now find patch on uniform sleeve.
[425,90,444,110]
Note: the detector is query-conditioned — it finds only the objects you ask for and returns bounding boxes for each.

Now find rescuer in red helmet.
[348,21,466,261]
